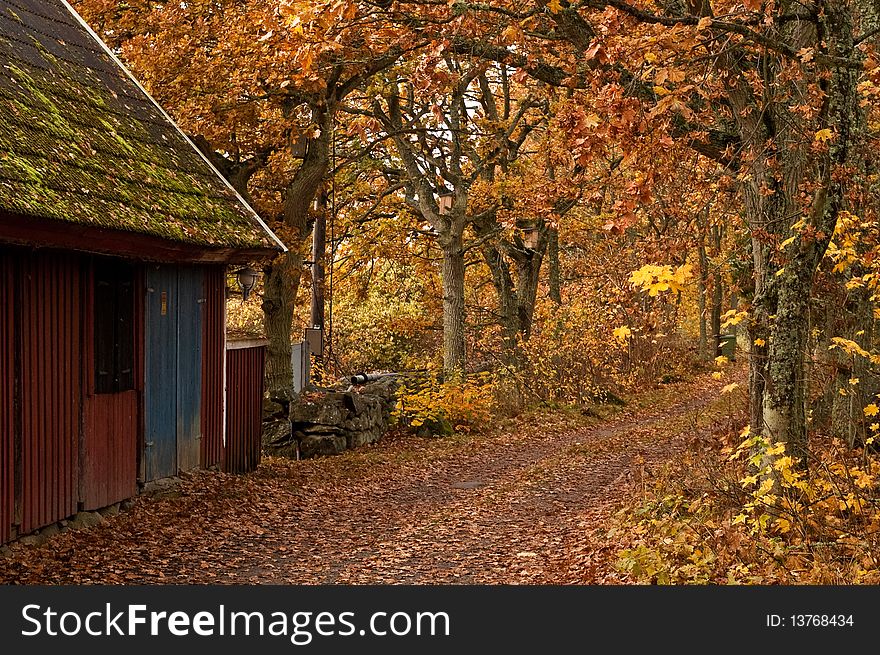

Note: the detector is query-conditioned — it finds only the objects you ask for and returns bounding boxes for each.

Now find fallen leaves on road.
[0,372,735,585]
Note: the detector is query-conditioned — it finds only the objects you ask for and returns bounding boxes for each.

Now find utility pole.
[309,191,326,355]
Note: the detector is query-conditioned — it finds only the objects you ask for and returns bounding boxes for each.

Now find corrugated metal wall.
[144,265,206,481]
[81,259,139,511]
[82,393,138,510]
[224,345,265,474]
[0,251,259,542]
[19,252,80,534]
[0,250,15,543]
[201,266,225,468]
[144,265,178,481]
[176,267,204,473]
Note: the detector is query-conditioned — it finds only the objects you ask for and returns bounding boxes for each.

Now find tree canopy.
[72,0,880,582]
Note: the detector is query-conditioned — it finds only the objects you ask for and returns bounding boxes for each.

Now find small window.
[94,259,135,394]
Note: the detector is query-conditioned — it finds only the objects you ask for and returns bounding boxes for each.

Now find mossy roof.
[0,0,281,251]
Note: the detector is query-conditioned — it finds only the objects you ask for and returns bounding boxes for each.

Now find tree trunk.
[762,268,813,461]
[481,242,520,360]
[548,226,562,305]
[710,273,723,357]
[515,229,547,341]
[440,230,466,378]
[476,219,549,364]
[262,251,304,403]
[261,107,331,399]
[708,224,724,357]
[697,240,709,361]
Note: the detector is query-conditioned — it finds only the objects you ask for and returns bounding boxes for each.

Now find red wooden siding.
[201,266,225,468]
[19,253,80,534]
[0,251,14,543]
[224,344,265,474]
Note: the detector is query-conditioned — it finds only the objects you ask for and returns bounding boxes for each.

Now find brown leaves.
[0,375,726,585]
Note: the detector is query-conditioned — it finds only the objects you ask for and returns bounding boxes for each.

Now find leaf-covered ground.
[0,372,736,585]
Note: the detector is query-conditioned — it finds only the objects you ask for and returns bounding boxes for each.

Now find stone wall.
[262,378,397,459]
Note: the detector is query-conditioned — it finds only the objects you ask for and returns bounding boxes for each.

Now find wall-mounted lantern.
[235,266,258,302]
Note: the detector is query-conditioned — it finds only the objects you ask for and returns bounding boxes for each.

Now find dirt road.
[0,373,733,584]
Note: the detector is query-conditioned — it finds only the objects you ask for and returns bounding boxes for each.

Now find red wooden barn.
[0,0,285,544]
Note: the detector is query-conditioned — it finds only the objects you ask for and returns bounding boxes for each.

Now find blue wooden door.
[176,267,203,472]
[145,266,178,481]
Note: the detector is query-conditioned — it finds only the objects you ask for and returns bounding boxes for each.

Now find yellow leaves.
[814,128,833,142]
[772,454,793,470]
[616,399,880,584]
[711,371,724,381]
[501,24,521,42]
[643,52,658,63]
[851,468,875,489]
[829,337,871,360]
[839,494,867,514]
[546,0,563,12]
[741,474,758,488]
[285,14,305,36]
[774,517,791,534]
[653,85,671,96]
[864,403,879,417]
[582,113,601,128]
[720,309,748,329]
[756,478,776,498]
[714,355,729,366]
[754,338,766,347]
[613,325,632,343]
[394,373,494,434]
[729,426,757,461]
[629,263,692,296]
[721,383,739,394]
[765,442,786,457]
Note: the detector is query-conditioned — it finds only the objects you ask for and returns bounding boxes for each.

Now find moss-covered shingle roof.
[0,0,282,251]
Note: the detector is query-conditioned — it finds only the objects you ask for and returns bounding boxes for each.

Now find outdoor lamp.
[236,266,258,301]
